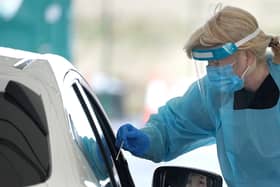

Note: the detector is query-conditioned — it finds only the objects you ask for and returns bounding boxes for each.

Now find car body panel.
[0,47,98,187]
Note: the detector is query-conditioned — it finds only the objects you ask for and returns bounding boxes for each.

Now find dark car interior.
[0,81,50,187]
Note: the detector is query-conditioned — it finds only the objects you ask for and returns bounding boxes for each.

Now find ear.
[245,50,256,65]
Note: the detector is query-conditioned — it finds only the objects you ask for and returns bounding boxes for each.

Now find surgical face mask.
[191,28,258,95]
[206,63,250,93]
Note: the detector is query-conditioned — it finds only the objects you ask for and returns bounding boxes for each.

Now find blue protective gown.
[140,59,280,187]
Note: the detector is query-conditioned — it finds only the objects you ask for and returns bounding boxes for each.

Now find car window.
[63,77,121,187]
[80,81,135,187]
[0,80,50,187]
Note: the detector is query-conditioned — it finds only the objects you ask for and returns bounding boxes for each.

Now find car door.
[63,70,135,187]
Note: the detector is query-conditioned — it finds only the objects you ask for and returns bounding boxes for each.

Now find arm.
[141,82,216,162]
[116,82,217,163]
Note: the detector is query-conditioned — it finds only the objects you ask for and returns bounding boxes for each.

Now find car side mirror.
[152,166,223,187]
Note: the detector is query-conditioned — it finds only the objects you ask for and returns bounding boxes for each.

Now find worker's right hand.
[115,123,150,157]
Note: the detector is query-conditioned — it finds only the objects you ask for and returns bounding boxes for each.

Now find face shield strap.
[191,28,261,61]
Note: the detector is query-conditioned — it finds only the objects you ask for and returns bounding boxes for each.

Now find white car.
[0,47,222,187]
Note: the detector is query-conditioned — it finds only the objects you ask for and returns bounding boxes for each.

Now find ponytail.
[268,36,280,64]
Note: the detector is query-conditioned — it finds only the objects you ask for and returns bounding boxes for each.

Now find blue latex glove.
[116,123,150,157]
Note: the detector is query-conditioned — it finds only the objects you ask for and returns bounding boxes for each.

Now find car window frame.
[79,75,135,187]
[63,70,118,186]
[63,70,135,187]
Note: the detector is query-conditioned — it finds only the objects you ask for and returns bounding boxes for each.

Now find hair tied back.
[269,36,280,48]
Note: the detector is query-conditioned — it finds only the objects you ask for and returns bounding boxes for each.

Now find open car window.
[64,81,119,186]
[63,71,128,187]
[79,77,135,187]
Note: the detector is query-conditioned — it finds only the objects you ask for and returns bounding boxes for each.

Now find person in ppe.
[115,5,280,187]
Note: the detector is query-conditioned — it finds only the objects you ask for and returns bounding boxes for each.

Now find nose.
[208,60,220,67]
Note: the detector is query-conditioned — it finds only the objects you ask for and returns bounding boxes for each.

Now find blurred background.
[1,0,279,123]
[73,0,280,124]
[0,0,279,186]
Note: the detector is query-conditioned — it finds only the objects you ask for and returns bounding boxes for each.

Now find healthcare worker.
[115,6,280,187]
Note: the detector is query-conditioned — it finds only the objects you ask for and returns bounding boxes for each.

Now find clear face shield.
[191,28,261,99]
[192,43,239,97]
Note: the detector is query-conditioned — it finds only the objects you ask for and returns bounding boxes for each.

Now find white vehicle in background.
[0,47,222,187]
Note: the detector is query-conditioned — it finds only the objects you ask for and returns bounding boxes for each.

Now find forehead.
[208,53,238,65]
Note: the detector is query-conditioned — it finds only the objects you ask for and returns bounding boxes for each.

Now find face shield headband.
[191,28,261,61]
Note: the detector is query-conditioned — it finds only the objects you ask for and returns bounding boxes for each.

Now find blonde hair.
[184,6,280,64]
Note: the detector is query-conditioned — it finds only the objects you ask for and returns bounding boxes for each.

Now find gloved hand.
[115,123,150,157]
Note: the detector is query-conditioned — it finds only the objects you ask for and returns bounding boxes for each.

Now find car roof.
[0,47,76,91]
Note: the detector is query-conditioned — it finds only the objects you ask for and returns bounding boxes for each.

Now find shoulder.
[267,55,280,73]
